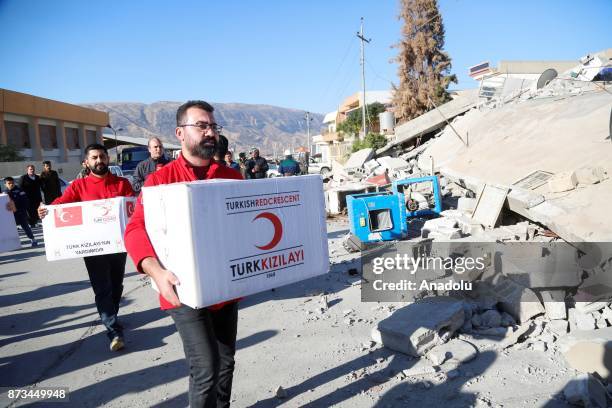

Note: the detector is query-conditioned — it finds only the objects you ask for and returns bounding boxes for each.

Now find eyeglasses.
[179,122,223,132]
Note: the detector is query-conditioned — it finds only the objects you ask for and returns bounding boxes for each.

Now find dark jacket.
[18,174,42,204]
[132,156,170,192]
[279,157,300,176]
[40,169,62,204]
[5,186,29,215]
[245,156,269,179]
[226,161,241,172]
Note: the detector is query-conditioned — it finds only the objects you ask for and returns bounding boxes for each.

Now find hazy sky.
[1,0,610,114]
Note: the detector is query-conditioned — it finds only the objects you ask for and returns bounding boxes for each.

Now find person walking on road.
[3,177,38,247]
[38,143,135,352]
[40,161,62,204]
[125,100,242,408]
[131,137,170,193]
[18,164,43,227]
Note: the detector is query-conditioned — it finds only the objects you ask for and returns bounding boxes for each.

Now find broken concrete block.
[489,274,545,323]
[377,156,410,172]
[472,327,511,337]
[426,339,478,366]
[575,302,608,314]
[601,307,612,325]
[479,310,502,328]
[429,226,462,241]
[423,217,458,231]
[569,308,597,331]
[457,197,477,214]
[563,374,608,408]
[548,320,569,336]
[575,166,608,185]
[541,290,567,320]
[547,171,578,193]
[500,312,516,327]
[363,159,381,173]
[344,148,374,171]
[595,314,608,329]
[372,297,465,357]
[471,314,482,328]
[499,322,535,349]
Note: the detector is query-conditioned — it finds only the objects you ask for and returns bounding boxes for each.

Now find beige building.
[0,88,109,177]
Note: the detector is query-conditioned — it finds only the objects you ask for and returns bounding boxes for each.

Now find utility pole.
[304,111,313,154]
[357,17,371,140]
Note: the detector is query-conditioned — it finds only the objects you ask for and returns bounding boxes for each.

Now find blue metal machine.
[347,175,442,243]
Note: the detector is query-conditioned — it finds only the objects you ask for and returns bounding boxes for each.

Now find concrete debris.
[471,184,509,228]
[344,148,374,172]
[499,322,535,349]
[541,290,567,320]
[500,312,516,327]
[363,159,381,173]
[568,308,597,331]
[575,302,609,314]
[575,166,608,185]
[488,274,545,323]
[562,374,609,408]
[376,156,411,172]
[547,171,578,193]
[478,310,502,328]
[457,197,477,214]
[547,319,569,336]
[372,297,465,357]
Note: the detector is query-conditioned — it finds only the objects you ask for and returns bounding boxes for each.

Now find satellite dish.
[537,68,558,89]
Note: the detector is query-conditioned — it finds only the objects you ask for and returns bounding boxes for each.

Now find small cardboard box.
[0,194,21,253]
[143,175,329,308]
[42,197,136,261]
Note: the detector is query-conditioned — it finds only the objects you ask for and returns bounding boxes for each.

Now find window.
[5,121,30,148]
[39,124,58,149]
[85,130,97,145]
[65,127,80,149]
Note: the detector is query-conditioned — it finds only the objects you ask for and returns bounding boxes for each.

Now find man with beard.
[131,137,170,193]
[38,143,134,351]
[124,100,242,408]
[19,164,43,226]
[40,161,62,204]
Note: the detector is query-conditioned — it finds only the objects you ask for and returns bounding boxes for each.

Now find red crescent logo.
[253,212,283,250]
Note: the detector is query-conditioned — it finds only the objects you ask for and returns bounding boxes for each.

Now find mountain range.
[83,101,324,156]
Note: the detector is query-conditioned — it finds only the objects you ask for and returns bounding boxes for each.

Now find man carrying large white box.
[38,143,135,352]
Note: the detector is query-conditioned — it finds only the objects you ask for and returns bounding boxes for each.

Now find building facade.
[1,89,108,163]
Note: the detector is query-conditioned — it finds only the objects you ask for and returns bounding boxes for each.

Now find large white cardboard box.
[0,194,21,253]
[42,197,136,261]
[143,175,330,308]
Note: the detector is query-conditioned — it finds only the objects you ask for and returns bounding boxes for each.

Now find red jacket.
[124,154,243,310]
[52,173,134,204]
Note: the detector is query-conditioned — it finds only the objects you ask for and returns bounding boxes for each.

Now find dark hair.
[176,100,214,126]
[42,160,51,166]
[26,164,35,170]
[84,143,108,157]
[4,176,14,182]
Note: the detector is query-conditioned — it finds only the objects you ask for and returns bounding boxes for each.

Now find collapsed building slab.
[378,89,479,155]
[371,297,465,357]
[417,87,612,241]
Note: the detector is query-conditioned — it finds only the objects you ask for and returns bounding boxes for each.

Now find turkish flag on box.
[42,197,136,261]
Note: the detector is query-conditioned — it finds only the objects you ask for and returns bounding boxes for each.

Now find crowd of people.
[2,100,314,407]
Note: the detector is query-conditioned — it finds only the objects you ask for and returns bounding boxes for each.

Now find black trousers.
[167,302,239,408]
[83,253,127,340]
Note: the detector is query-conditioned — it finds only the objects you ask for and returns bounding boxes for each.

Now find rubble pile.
[320,48,612,406]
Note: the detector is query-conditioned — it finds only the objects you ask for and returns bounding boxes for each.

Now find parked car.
[307,157,332,177]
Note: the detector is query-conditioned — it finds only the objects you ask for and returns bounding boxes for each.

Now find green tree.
[352,132,387,152]
[0,144,24,162]
[392,0,457,123]
[337,102,387,136]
